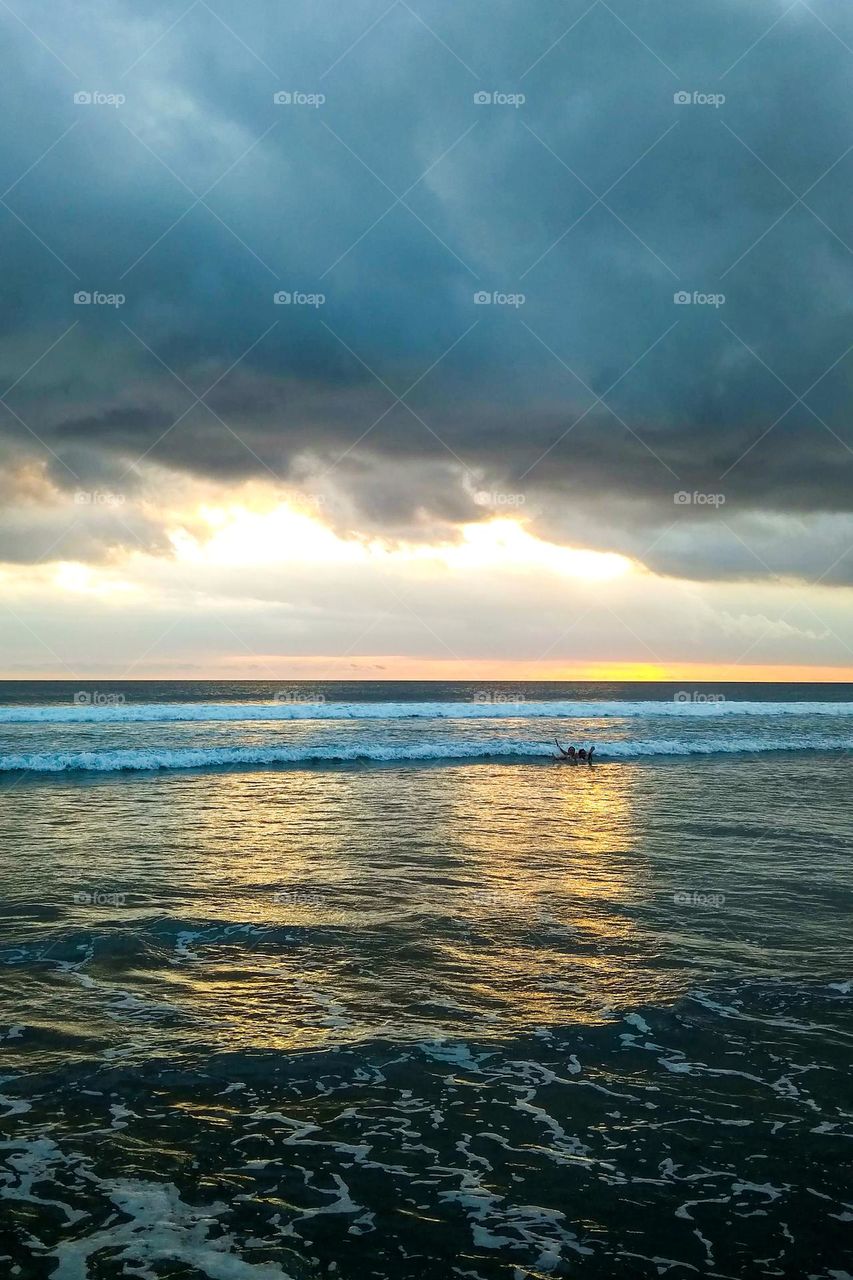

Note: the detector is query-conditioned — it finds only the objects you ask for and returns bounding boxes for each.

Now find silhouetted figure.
[553,739,595,765]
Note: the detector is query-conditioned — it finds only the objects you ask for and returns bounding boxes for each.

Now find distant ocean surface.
[1,681,851,1277]
[1,678,852,773]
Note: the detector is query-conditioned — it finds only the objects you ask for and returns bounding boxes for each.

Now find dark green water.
[0,683,851,1277]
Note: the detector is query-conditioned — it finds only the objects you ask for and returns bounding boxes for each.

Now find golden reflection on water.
[39,761,689,1051]
[432,760,676,1029]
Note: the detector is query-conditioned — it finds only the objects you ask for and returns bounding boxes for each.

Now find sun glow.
[170,504,367,567]
[53,563,137,596]
[170,504,633,583]
[416,519,632,581]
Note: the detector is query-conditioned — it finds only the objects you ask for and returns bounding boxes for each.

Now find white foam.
[50,1178,295,1279]
[0,698,850,725]
[0,1095,31,1118]
[0,732,849,773]
[0,1136,88,1225]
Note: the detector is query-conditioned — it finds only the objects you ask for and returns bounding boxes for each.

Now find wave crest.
[0,735,849,774]
[0,699,851,725]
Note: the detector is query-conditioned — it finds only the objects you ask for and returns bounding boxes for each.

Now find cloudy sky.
[1,0,852,679]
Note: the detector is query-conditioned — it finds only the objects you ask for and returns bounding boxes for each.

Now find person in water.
[554,740,595,764]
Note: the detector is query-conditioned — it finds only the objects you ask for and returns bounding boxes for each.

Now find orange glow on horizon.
[55,656,850,683]
[302,661,850,683]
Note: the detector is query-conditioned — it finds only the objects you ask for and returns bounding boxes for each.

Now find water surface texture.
[1,682,851,1278]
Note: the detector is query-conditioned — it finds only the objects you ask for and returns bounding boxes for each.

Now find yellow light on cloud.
[170,503,632,583]
[53,563,136,596]
[418,519,632,581]
[171,504,368,567]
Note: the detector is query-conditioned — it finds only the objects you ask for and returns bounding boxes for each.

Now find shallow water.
[1,683,851,1277]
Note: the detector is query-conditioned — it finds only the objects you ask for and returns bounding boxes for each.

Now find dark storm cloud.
[3,0,853,579]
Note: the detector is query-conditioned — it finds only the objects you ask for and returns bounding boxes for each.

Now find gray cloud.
[2,0,853,583]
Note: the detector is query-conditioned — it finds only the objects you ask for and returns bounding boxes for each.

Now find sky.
[1,0,852,680]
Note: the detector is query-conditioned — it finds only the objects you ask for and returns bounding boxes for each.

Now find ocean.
[1,680,851,1278]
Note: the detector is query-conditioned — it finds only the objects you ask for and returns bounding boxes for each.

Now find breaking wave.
[0,734,849,773]
[0,698,852,724]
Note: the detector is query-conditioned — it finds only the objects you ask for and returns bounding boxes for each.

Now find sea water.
[0,681,851,1277]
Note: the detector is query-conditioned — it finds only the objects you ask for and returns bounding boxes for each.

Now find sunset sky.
[2,0,852,680]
